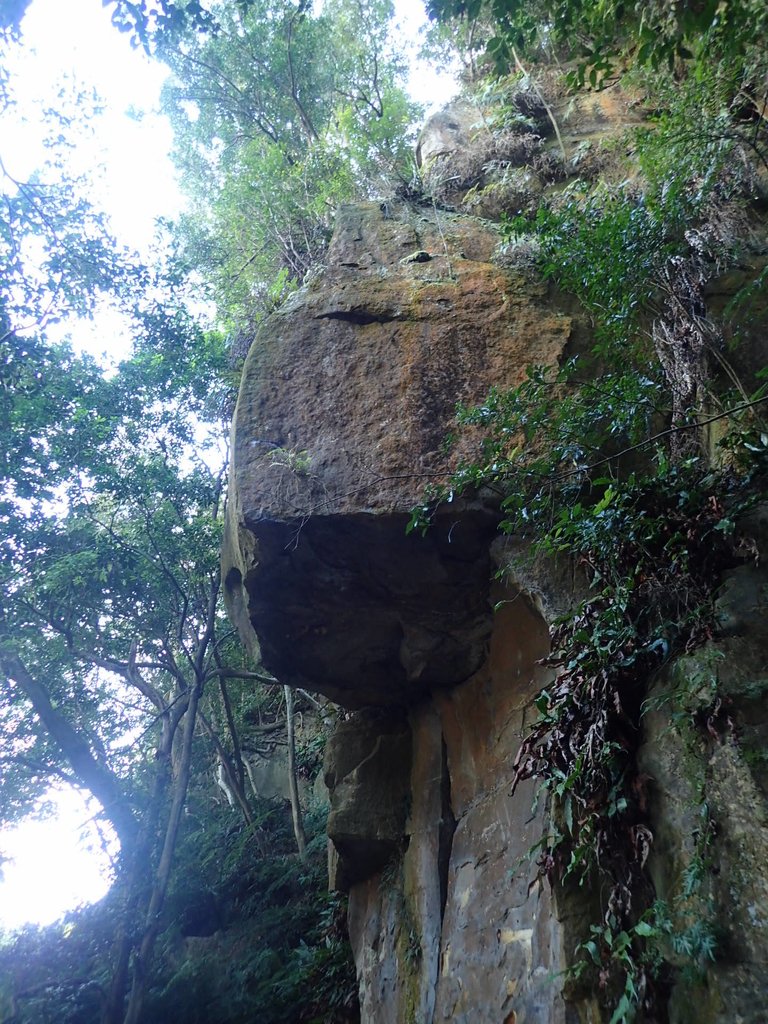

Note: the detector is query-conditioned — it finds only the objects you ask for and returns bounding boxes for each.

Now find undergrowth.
[0,802,358,1024]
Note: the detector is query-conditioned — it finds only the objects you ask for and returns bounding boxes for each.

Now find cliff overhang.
[222,199,574,708]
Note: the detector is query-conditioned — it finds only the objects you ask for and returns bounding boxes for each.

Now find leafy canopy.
[162,0,421,332]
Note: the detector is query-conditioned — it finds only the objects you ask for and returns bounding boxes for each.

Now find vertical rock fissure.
[437,733,456,927]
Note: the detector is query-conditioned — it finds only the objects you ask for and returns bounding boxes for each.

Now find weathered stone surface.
[223,200,573,707]
[222,157,768,1019]
[226,202,571,522]
[415,83,645,219]
[416,100,484,169]
[433,590,562,1024]
[325,711,412,889]
[346,704,447,1024]
[335,586,575,1024]
[225,510,499,708]
[228,707,329,809]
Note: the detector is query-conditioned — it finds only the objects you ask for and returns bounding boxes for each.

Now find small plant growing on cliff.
[268,446,312,475]
[410,277,768,1009]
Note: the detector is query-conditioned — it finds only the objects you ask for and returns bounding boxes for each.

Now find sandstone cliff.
[222,197,583,1022]
[222,96,768,1023]
[222,199,574,708]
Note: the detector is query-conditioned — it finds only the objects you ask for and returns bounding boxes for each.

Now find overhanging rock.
[222,199,574,708]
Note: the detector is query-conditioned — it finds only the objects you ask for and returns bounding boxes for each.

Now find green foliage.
[162,0,421,332]
[0,4,361,1021]
[499,67,758,359]
[511,189,680,353]
[0,134,244,1015]
[134,804,357,1024]
[107,0,215,51]
[0,74,146,339]
[408,361,665,538]
[427,0,768,84]
[569,800,719,1020]
[295,731,326,778]
[0,903,118,1024]
[0,805,358,1024]
[410,15,768,1017]
[416,389,766,1018]
[0,282,337,1013]
[0,320,228,841]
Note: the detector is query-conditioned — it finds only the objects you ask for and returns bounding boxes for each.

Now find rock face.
[638,504,768,1024]
[223,197,583,1021]
[343,590,570,1024]
[223,200,573,708]
[223,187,768,1021]
[325,711,412,889]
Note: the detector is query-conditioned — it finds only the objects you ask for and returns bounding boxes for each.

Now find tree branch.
[212,667,280,685]
[0,642,138,851]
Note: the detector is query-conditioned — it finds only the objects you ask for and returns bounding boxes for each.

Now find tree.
[0,4,369,1017]
[0,293,236,1014]
[0,82,259,998]
[0,136,324,1016]
[0,0,33,32]
[0,300,341,1020]
[160,0,421,333]
[283,684,307,861]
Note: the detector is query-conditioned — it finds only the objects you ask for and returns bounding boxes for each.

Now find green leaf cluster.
[411,12,768,1017]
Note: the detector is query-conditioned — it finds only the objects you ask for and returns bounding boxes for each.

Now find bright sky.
[0,788,116,933]
[0,0,455,933]
[0,0,184,363]
[0,0,181,250]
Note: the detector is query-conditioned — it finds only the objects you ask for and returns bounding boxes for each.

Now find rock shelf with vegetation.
[1,1,768,1022]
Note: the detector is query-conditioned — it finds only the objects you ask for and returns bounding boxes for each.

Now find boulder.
[223,199,573,708]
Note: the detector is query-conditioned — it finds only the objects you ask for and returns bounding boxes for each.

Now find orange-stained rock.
[226,201,570,522]
[433,588,564,1024]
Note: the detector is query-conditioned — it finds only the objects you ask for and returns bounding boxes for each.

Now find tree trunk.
[284,684,307,861]
[102,691,186,1024]
[199,709,256,827]
[0,644,139,852]
[121,677,203,1024]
